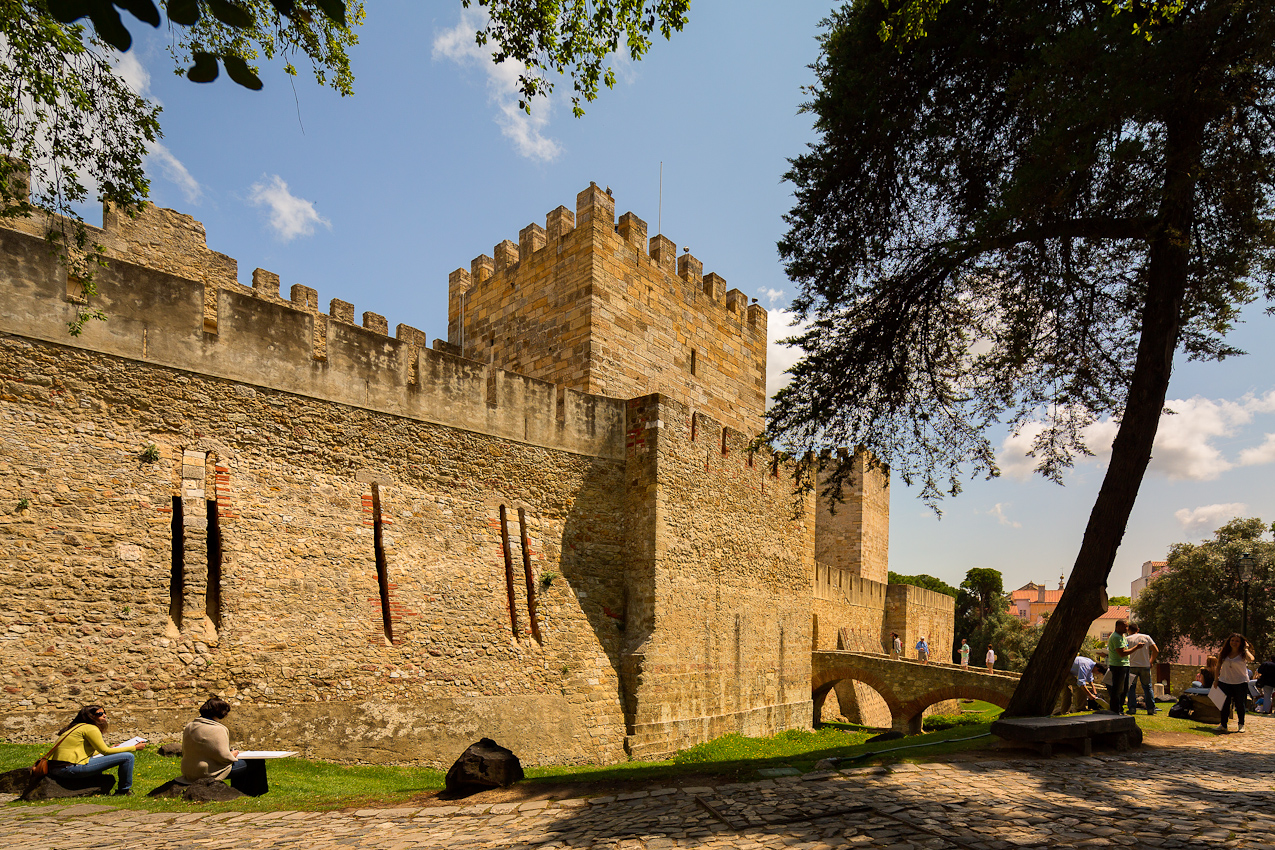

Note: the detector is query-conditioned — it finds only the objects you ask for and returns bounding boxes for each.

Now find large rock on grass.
[157,742,183,757]
[0,768,34,795]
[20,772,115,800]
[148,777,245,802]
[444,738,524,794]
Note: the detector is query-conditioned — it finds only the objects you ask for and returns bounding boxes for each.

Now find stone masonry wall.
[0,215,649,766]
[0,332,634,766]
[814,453,889,584]
[618,396,814,760]
[885,585,957,667]
[447,185,769,436]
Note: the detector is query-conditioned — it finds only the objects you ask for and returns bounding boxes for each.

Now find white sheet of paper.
[115,736,147,748]
[236,750,298,759]
[1208,683,1226,710]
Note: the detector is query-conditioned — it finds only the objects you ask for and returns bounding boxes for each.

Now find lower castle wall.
[619,398,814,760]
[0,333,632,766]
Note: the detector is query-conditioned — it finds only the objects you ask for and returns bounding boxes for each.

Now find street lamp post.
[1239,551,1256,638]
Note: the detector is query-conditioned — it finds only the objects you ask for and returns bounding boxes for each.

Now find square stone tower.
[447,183,769,435]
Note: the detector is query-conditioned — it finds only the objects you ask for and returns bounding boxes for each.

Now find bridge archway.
[811,651,1019,734]
[812,668,902,728]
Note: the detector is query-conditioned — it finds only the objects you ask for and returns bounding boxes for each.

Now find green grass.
[0,743,445,812]
[0,705,1228,812]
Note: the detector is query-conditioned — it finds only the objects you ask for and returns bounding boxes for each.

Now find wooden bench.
[990,714,1142,757]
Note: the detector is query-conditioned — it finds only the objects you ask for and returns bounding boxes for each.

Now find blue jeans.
[1127,666,1156,713]
[54,751,134,793]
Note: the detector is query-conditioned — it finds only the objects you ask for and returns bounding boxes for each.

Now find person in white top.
[985,646,996,672]
[1214,633,1255,733]
[1125,623,1159,715]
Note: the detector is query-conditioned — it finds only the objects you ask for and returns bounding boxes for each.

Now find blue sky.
[102,1,1275,600]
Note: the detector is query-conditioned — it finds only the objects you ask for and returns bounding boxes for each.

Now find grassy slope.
[0,708,1221,812]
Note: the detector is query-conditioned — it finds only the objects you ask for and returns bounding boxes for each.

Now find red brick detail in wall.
[367,583,417,645]
[214,465,237,520]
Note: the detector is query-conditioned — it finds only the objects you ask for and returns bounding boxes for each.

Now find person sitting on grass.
[45,704,147,796]
[182,697,248,784]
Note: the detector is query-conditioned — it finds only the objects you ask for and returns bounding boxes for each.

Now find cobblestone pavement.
[6,721,1274,850]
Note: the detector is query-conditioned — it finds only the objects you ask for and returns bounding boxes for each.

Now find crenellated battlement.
[0,208,625,460]
[445,183,770,435]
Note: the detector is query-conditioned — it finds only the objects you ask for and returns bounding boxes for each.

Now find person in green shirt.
[46,704,147,795]
[1106,619,1138,715]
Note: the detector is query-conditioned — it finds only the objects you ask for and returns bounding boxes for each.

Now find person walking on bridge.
[985,645,997,672]
[960,638,970,667]
[891,632,902,660]
[916,636,930,664]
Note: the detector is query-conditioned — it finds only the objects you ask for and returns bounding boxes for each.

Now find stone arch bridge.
[812,651,1022,734]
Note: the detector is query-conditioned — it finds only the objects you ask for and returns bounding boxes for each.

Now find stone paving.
[5,721,1275,850]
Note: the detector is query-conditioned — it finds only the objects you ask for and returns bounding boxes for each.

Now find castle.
[0,180,953,765]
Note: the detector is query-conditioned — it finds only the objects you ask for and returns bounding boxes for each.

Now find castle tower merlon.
[396,323,427,347]
[722,425,752,456]
[546,205,575,243]
[576,182,615,229]
[447,268,470,350]
[519,223,547,260]
[677,252,703,286]
[290,283,318,312]
[649,235,676,274]
[363,311,388,335]
[471,254,494,284]
[747,303,767,331]
[494,239,519,275]
[329,298,354,324]
[2,157,30,204]
[618,212,648,254]
[703,272,726,301]
[724,288,748,318]
[252,268,281,300]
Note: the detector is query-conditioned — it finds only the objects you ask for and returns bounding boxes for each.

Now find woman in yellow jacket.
[47,705,147,795]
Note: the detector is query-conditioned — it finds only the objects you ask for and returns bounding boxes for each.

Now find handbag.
[31,724,81,779]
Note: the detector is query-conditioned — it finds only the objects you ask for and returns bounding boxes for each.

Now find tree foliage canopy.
[465,0,690,117]
[772,0,1275,501]
[887,571,958,598]
[1133,517,1275,661]
[771,0,1275,717]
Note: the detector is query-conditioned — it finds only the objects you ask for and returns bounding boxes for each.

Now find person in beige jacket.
[181,697,247,783]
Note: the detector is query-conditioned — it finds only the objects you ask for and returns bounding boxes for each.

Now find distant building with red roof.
[1129,558,1211,665]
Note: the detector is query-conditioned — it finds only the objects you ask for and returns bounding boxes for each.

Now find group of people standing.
[1073,619,1266,733]
[890,632,997,671]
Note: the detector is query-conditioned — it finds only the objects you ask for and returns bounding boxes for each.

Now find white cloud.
[433,10,562,162]
[112,51,151,98]
[989,503,1022,528]
[147,142,202,204]
[108,50,205,205]
[1175,503,1249,535]
[765,309,807,404]
[248,175,331,241]
[997,390,1275,482]
[1240,433,1275,466]
[757,287,786,309]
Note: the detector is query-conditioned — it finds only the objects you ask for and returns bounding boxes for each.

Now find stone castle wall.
[619,397,814,760]
[0,185,950,763]
[447,185,768,436]
[0,202,815,766]
[814,453,890,585]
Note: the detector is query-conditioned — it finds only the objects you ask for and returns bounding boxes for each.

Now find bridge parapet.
[812,650,1020,734]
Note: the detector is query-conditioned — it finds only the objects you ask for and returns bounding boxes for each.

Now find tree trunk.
[1003,114,1204,718]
